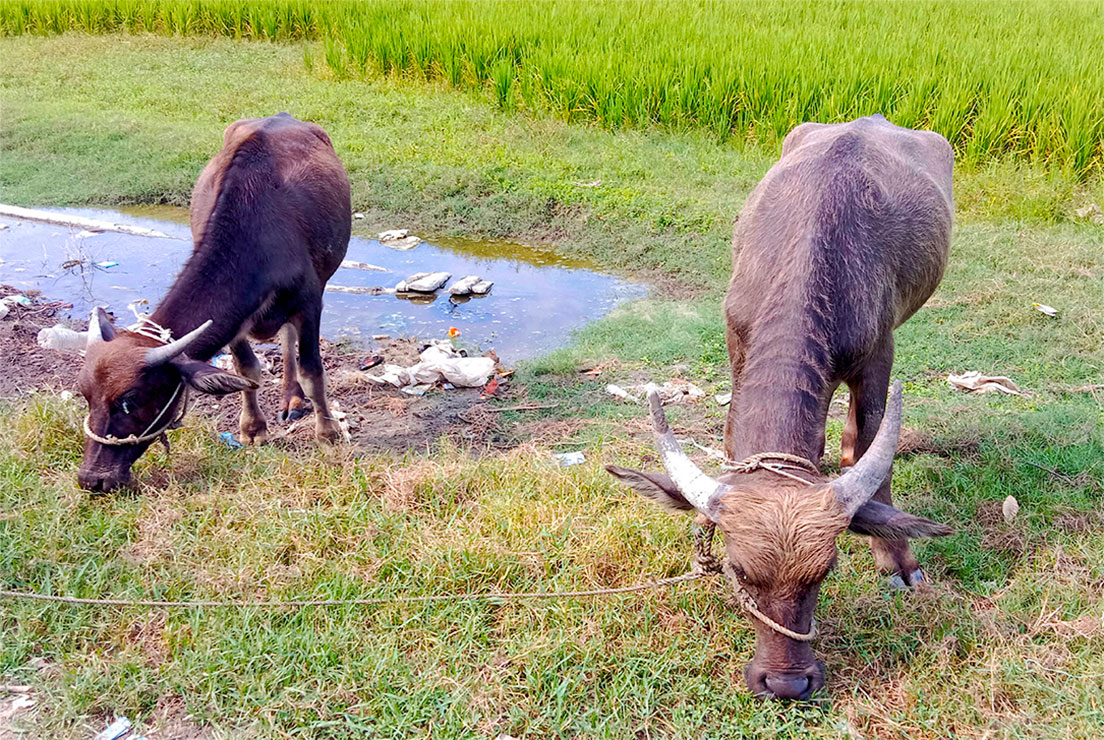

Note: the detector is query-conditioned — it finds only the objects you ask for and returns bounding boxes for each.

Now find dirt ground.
[0,285,516,453]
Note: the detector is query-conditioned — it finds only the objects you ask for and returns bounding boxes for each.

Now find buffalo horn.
[832,380,904,517]
[143,320,213,367]
[647,384,729,513]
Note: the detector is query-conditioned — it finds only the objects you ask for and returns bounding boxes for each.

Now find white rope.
[0,572,705,609]
[82,384,187,446]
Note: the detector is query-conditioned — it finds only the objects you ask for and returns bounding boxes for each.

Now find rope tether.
[0,572,704,610]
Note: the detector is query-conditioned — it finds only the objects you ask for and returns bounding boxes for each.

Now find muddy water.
[0,206,644,362]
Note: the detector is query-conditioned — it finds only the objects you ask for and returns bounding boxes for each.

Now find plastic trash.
[37,324,88,353]
[605,379,706,405]
[93,716,133,740]
[605,383,636,401]
[0,302,7,321]
[555,451,587,467]
[947,371,1022,396]
[219,432,244,450]
[2,294,31,307]
[1032,302,1058,317]
[1002,495,1019,523]
[363,340,496,389]
[211,353,270,373]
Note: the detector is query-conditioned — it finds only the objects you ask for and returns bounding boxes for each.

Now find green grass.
[1,31,1104,740]
[2,0,1103,176]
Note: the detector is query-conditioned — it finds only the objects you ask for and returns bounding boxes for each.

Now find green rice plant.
[1,0,1101,177]
[490,57,515,112]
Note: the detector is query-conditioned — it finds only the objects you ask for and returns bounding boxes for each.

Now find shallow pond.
[0,206,644,362]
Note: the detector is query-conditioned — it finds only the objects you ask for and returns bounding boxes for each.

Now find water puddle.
[0,206,644,362]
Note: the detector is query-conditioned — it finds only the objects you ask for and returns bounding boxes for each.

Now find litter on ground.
[212,353,271,374]
[947,371,1023,396]
[604,379,706,405]
[36,324,87,353]
[93,716,133,740]
[1002,495,1020,523]
[555,451,587,467]
[1032,302,1058,317]
[219,431,244,450]
[362,340,497,390]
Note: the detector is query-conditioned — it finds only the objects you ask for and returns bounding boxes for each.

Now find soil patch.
[0,286,513,453]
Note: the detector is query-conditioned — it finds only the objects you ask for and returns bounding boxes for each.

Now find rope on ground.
[0,571,705,610]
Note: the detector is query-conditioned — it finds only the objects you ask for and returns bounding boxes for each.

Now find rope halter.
[83,382,188,447]
[723,561,818,642]
[82,314,189,447]
[705,451,821,641]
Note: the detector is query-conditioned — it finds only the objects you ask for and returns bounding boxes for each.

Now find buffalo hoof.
[239,423,269,445]
[887,568,925,591]
[278,407,309,423]
[278,398,310,423]
[315,420,342,442]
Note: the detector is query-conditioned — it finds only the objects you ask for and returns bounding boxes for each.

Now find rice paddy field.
[1,0,1102,176]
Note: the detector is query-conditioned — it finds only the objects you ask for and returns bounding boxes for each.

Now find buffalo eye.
[114,392,139,415]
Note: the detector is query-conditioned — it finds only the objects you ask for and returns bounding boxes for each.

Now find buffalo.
[77,113,351,491]
[608,115,955,700]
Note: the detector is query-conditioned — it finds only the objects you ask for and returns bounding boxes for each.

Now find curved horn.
[86,306,116,348]
[646,384,729,513]
[143,320,213,367]
[832,380,904,518]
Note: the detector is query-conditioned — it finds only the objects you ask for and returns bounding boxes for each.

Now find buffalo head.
[606,381,951,700]
[76,308,256,491]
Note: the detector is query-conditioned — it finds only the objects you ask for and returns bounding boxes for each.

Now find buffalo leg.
[722,322,746,460]
[848,345,922,586]
[230,338,268,445]
[296,306,341,441]
[277,324,309,422]
[841,393,860,467]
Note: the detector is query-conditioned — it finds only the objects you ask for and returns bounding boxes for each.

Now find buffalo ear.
[88,306,117,345]
[848,499,953,539]
[605,465,694,512]
[175,359,258,395]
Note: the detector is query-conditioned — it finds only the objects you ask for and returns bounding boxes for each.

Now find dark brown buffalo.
[77,113,351,491]
[607,115,954,700]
